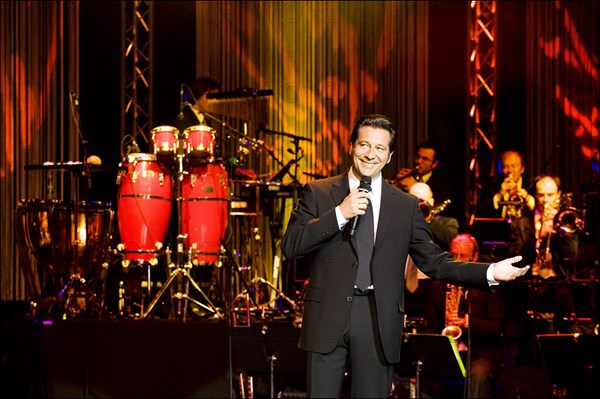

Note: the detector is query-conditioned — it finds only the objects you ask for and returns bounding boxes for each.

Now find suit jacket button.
[352,262,358,268]
[346,296,352,302]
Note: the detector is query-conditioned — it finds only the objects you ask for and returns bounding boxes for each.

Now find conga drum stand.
[141,136,223,320]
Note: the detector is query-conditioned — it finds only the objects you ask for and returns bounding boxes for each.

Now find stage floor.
[3,301,594,398]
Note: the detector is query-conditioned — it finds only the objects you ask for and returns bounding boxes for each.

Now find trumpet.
[554,193,585,237]
[390,167,421,188]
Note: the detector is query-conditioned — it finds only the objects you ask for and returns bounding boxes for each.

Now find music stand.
[395,333,465,398]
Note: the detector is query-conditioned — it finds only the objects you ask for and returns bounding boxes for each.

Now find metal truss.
[121,0,153,148]
[467,0,497,224]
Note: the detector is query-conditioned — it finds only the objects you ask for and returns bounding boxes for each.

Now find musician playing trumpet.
[508,174,578,334]
[393,141,457,219]
[492,150,535,219]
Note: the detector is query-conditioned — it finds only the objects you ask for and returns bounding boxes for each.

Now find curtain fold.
[1,1,78,301]
[525,1,599,194]
[196,1,428,284]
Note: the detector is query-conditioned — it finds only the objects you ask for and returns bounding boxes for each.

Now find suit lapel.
[330,173,349,205]
[375,182,399,249]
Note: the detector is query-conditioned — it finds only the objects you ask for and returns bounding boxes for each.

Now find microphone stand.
[260,127,312,203]
[55,91,99,318]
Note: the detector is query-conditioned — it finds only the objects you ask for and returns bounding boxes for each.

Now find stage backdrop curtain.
[0,1,79,301]
[195,1,428,285]
[525,1,599,194]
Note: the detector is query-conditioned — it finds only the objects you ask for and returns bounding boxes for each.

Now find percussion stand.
[219,238,261,327]
[261,128,310,312]
[141,137,223,321]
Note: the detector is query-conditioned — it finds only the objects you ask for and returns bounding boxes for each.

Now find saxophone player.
[448,234,506,399]
[404,183,459,338]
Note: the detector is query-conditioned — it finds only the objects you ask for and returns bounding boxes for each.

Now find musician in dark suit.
[281,114,530,397]
[171,76,220,132]
[507,174,578,334]
[394,141,457,219]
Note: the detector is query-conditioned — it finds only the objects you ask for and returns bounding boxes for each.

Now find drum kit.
[15,117,311,323]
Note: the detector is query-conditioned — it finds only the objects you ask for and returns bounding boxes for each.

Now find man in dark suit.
[394,141,457,219]
[281,114,530,397]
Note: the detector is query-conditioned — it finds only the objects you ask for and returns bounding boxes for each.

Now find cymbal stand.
[141,138,223,321]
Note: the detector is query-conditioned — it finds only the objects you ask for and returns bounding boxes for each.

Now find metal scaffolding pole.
[121,0,153,151]
[466,1,497,225]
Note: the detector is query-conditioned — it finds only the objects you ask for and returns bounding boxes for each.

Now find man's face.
[351,126,393,179]
[414,148,438,175]
[536,177,561,210]
[501,151,525,182]
[194,88,219,112]
[450,240,478,262]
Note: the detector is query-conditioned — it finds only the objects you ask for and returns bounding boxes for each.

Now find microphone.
[350,175,372,237]
[177,84,186,120]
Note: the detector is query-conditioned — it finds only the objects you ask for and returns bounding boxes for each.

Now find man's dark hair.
[186,77,221,103]
[416,141,441,162]
[350,114,397,150]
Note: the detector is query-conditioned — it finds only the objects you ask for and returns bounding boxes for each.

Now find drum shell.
[15,199,113,298]
[151,125,179,157]
[117,153,172,261]
[51,201,114,279]
[15,199,57,270]
[181,163,228,264]
[182,125,216,160]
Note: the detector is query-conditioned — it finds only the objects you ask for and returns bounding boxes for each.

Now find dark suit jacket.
[281,172,492,364]
[171,105,209,133]
[425,171,459,220]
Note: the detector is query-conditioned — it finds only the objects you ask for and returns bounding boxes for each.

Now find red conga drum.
[182,125,216,161]
[117,153,172,261]
[181,163,228,265]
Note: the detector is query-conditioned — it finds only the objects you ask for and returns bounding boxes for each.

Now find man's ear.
[387,152,394,164]
[432,159,439,169]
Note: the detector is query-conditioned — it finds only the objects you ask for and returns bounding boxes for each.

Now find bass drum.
[117,153,173,261]
[181,163,228,265]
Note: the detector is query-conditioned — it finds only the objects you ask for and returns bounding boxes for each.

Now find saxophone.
[441,284,468,340]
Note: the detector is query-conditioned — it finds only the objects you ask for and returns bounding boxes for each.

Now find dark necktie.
[355,198,374,290]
